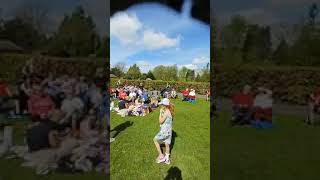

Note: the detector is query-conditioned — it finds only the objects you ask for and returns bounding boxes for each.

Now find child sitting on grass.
[153,98,174,165]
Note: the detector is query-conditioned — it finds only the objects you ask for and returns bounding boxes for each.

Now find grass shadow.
[170,131,177,153]
[111,121,134,138]
[164,166,182,180]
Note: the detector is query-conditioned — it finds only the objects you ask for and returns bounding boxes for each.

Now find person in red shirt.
[28,85,54,121]
[306,86,320,125]
[182,88,189,101]
[231,85,254,125]
[0,81,21,118]
[118,89,127,100]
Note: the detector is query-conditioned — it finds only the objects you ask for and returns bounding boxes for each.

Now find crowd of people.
[0,58,109,175]
[110,83,159,117]
[231,85,273,128]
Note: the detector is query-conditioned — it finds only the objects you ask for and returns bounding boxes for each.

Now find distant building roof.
[0,40,23,52]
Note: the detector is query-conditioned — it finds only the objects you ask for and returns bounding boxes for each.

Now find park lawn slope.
[110,99,210,180]
[214,112,320,180]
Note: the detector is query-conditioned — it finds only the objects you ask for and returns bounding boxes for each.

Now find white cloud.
[136,60,151,67]
[183,64,198,70]
[192,56,209,65]
[110,12,142,45]
[143,30,180,50]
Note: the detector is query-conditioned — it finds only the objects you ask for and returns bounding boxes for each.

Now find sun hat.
[159,98,170,106]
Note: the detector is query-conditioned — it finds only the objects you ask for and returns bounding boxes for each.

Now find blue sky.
[110,2,210,73]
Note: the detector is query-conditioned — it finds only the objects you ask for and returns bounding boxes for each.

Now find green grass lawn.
[0,117,106,180]
[214,111,320,180]
[110,99,210,180]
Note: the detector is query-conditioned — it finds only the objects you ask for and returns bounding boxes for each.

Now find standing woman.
[153,98,174,165]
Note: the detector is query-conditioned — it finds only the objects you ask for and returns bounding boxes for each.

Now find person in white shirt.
[171,88,177,99]
[60,92,84,131]
[129,91,137,102]
[189,89,196,102]
[253,87,273,122]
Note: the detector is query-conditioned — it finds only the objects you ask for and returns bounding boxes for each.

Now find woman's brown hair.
[165,103,175,119]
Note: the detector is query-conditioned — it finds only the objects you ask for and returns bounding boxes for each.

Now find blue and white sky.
[0,0,108,35]
[110,2,210,73]
[213,0,316,25]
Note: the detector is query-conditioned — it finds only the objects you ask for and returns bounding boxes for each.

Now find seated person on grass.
[171,88,177,99]
[26,118,60,152]
[231,85,254,125]
[252,87,273,123]
[28,85,54,121]
[150,97,159,109]
[0,79,21,118]
[306,86,320,124]
[118,97,129,110]
[142,89,149,103]
[119,89,127,100]
[182,88,189,101]
[188,89,196,102]
[60,90,84,132]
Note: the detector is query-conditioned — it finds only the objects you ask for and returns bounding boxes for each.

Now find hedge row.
[215,64,320,105]
[110,79,210,95]
[0,54,108,82]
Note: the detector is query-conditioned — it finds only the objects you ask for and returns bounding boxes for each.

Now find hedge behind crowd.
[111,79,210,95]
[0,53,107,82]
[215,64,320,105]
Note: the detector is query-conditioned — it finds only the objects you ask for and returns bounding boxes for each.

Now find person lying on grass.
[154,98,174,165]
[231,85,254,125]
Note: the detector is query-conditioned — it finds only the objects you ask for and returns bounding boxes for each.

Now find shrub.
[216,64,320,105]
[111,79,210,95]
[0,53,107,82]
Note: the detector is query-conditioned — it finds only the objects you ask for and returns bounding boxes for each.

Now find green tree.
[195,73,201,82]
[291,3,320,65]
[153,65,178,81]
[221,15,247,51]
[111,67,124,78]
[200,63,210,82]
[178,66,189,81]
[242,24,272,62]
[126,64,141,79]
[141,73,148,80]
[2,17,44,51]
[47,6,100,57]
[186,69,195,81]
[272,38,290,65]
[146,70,155,80]
[96,36,109,57]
